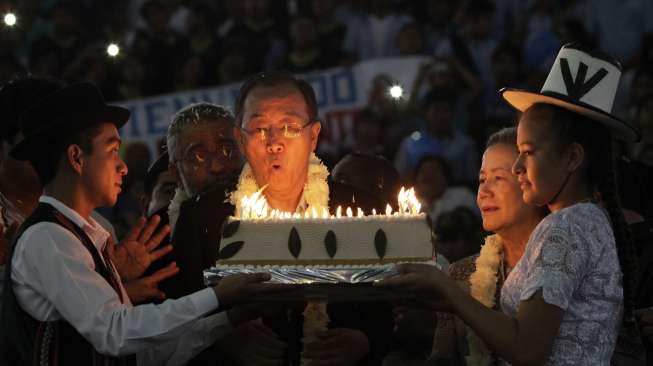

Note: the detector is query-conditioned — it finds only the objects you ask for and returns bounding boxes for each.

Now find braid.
[599,141,639,329]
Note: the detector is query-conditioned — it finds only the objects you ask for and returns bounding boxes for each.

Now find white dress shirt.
[11,196,232,365]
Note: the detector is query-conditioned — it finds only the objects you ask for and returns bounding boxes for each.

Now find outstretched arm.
[377,264,563,365]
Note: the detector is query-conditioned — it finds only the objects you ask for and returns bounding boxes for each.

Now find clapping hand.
[124,262,179,303]
[107,215,172,281]
[302,328,370,366]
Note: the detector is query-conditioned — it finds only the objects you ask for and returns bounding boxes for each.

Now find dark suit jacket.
[165,186,235,299]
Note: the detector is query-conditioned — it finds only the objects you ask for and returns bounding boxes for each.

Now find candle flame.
[397,186,422,215]
[238,186,422,220]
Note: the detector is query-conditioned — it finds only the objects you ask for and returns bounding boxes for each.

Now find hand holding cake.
[212,272,288,309]
[374,263,460,313]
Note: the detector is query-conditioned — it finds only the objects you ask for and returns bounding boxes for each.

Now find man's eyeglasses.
[241,121,314,141]
[175,144,238,168]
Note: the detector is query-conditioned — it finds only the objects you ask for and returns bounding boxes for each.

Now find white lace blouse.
[500,202,623,365]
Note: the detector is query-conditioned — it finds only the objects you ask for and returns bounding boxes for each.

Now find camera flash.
[4,13,17,27]
[107,43,120,57]
[389,85,403,99]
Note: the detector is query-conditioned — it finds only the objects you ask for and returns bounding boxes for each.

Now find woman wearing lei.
[378,44,642,365]
[430,127,546,365]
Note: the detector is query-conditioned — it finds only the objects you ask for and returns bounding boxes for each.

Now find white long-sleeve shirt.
[11,196,232,365]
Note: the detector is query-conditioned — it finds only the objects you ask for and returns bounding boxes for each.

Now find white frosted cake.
[215,212,434,269]
[209,188,434,299]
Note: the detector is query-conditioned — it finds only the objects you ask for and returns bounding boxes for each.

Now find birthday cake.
[214,188,434,271]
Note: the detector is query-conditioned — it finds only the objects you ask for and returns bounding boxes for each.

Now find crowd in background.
[1,1,653,364]
[1,0,653,262]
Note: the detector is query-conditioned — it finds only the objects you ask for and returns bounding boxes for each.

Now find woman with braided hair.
[377,44,643,365]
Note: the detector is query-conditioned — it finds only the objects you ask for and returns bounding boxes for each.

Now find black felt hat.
[10,82,130,161]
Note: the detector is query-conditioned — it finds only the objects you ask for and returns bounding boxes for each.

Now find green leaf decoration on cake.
[324,230,337,258]
[288,227,301,259]
[217,241,244,260]
[375,229,387,259]
[221,220,240,239]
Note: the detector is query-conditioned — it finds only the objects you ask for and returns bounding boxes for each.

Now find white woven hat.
[500,43,640,142]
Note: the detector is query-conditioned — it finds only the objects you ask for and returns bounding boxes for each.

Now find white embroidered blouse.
[500,202,623,365]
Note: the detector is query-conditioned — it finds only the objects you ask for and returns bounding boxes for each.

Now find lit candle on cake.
[238,186,422,220]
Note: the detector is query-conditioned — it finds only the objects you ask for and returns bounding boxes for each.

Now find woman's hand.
[374,263,459,312]
[123,262,179,303]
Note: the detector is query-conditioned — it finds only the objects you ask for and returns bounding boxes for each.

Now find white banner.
[119,56,428,156]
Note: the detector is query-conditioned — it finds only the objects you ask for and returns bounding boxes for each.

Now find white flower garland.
[228,152,330,216]
[466,234,503,366]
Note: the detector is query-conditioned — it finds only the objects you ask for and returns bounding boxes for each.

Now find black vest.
[0,203,136,366]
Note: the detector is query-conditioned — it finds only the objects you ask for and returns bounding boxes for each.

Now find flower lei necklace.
[228,152,330,216]
[466,234,504,366]
[228,152,331,366]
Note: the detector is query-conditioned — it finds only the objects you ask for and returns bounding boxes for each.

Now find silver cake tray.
[203,264,432,302]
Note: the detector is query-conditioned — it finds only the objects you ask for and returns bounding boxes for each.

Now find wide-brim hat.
[10,82,130,161]
[499,43,640,142]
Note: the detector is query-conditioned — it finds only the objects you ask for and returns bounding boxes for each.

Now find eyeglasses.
[175,144,238,168]
[241,121,314,141]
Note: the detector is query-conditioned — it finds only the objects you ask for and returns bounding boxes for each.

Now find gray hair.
[486,127,517,149]
[166,102,234,161]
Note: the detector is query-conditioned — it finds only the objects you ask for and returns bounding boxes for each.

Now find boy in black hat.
[0,77,176,308]
[1,82,282,365]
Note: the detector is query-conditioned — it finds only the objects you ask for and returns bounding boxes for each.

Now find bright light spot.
[411,131,422,141]
[107,43,120,57]
[4,13,17,27]
[389,85,403,99]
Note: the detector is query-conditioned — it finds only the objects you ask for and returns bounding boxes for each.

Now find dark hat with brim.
[499,43,640,142]
[144,151,170,196]
[10,82,130,161]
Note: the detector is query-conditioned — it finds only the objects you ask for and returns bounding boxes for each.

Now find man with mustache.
[163,103,244,300]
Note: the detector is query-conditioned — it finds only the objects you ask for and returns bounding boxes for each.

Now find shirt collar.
[39,195,110,250]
